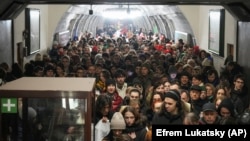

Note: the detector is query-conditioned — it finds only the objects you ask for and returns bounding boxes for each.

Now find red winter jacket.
[107,92,123,112]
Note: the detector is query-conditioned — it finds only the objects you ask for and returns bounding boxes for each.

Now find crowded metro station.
[0,26,250,140]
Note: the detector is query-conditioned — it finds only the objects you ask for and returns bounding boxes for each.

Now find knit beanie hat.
[110,112,126,130]
[164,90,180,102]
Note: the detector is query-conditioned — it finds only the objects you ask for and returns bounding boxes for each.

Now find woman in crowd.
[121,106,148,141]
[205,83,216,103]
[95,94,114,140]
[95,69,112,95]
[145,92,164,124]
[105,79,123,112]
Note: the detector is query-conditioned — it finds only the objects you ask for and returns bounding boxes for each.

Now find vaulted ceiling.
[1,0,250,21]
[54,5,193,45]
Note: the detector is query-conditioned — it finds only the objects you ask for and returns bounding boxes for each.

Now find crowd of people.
[0,30,250,141]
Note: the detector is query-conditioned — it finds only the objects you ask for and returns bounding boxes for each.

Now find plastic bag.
[95,119,110,141]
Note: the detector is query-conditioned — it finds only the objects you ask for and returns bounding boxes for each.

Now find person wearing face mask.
[124,64,137,87]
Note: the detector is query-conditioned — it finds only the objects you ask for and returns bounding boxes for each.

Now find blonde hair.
[125,86,135,97]
[205,83,216,97]
[214,95,226,109]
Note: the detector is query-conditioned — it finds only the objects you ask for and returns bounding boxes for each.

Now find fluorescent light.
[102,9,142,19]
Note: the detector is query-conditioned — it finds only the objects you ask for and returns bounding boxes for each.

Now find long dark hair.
[95,94,113,123]
[149,92,164,109]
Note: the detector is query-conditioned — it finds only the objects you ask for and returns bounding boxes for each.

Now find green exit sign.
[1,98,17,113]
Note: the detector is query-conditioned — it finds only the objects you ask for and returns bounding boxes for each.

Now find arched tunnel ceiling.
[28,0,248,5]
[56,5,195,46]
[1,0,250,20]
[68,5,177,16]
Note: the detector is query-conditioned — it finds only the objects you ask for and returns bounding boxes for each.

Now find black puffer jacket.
[152,111,184,125]
[231,87,249,111]
[124,123,147,141]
